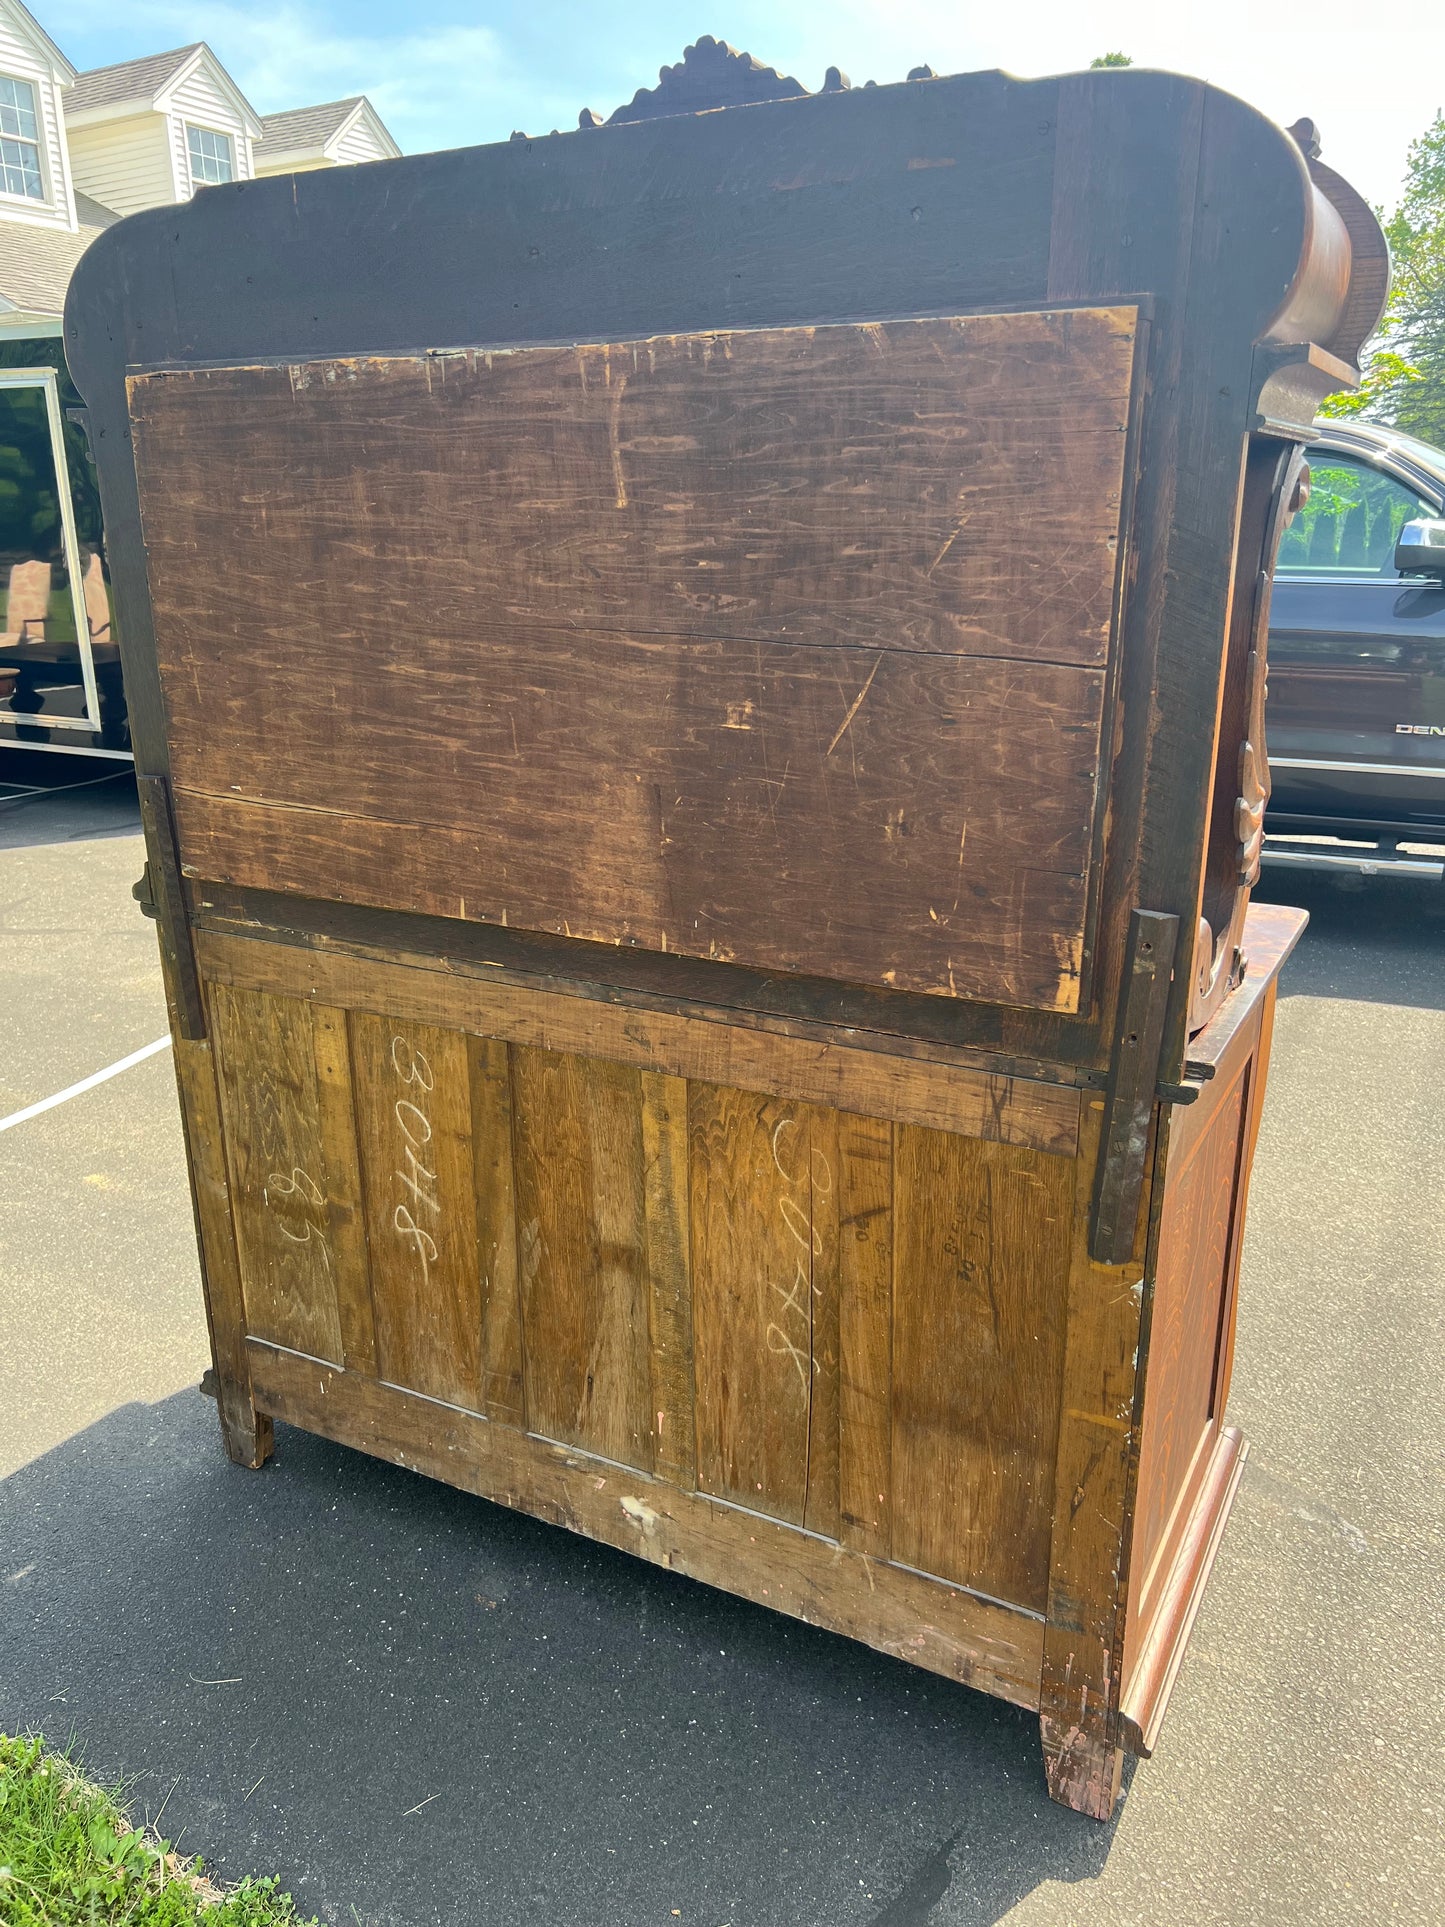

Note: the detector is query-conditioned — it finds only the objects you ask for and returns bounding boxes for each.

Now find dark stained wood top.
[1184,902,1307,1074]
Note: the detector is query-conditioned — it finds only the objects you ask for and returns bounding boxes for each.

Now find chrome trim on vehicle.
[1270,756,1445,779]
[1262,847,1445,878]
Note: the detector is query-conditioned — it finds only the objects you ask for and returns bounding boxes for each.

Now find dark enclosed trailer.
[66,45,1387,1817]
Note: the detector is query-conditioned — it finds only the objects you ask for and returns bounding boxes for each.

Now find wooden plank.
[1119,1427,1248,1758]
[1130,1067,1249,1630]
[248,1338,1046,1712]
[890,1127,1072,1611]
[836,1112,893,1557]
[167,632,1102,1012]
[311,1005,376,1374]
[1089,909,1179,1264]
[349,1013,482,1410]
[1039,1095,1150,1820]
[468,1036,524,1426]
[170,1029,272,1468]
[510,1047,656,1469]
[640,1070,696,1490]
[690,1086,833,1526]
[135,775,205,1040]
[804,1104,841,1539]
[195,928,1082,1158]
[129,309,1136,662]
[209,984,345,1366]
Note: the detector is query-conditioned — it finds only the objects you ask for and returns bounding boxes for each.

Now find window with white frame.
[186,123,235,187]
[0,75,46,201]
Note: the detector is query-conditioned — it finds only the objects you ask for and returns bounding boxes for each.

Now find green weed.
[0,1734,321,1926]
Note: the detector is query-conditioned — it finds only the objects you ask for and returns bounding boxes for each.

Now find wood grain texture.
[128,310,1138,1014]
[891,1127,1072,1609]
[467,1035,524,1425]
[510,1046,658,1469]
[169,1030,272,1468]
[248,1337,1047,1710]
[1130,1067,1248,1628]
[128,310,1136,660]
[194,928,1082,1157]
[690,1086,836,1526]
[1039,1096,1150,1819]
[167,638,1100,1012]
[209,983,346,1365]
[349,1013,483,1410]
[836,1113,894,1557]
[640,1070,697,1490]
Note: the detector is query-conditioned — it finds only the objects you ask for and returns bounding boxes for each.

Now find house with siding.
[0,0,397,758]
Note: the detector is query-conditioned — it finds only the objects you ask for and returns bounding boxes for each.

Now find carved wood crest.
[578,37,867,130]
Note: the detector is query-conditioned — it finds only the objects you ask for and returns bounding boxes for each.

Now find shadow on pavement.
[1254,866,1445,1009]
[1,1391,1118,1927]
[0,756,139,851]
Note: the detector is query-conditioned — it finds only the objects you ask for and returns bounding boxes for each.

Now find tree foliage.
[1321,111,1445,442]
[1089,52,1133,67]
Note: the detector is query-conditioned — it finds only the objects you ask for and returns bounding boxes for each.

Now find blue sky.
[38,1,1442,212]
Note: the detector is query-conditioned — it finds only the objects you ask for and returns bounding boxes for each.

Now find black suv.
[1267,419,1445,879]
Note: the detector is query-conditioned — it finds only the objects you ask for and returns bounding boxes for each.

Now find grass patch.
[0,1734,320,1925]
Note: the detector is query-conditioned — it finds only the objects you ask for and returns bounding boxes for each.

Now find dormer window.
[0,75,45,201]
[186,122,235,187]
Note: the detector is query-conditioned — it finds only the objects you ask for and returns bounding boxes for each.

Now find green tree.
[1090,52,1133,67]
[1321,111,1445,441]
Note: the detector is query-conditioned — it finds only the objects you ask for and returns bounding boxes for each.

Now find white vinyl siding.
[332,112,391,165]
[165,63,251,194]
[65,112,171,216]
[0,6,73,230]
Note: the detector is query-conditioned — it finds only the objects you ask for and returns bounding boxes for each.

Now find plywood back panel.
[204,955,1076,1616]
[130,307,1138,1014]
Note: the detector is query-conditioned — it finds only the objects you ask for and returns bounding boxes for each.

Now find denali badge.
[1396,722,1445,735]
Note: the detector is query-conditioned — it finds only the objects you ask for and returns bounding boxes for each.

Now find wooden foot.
[216,1378,274,1469]
[1039,1714,1126,1821]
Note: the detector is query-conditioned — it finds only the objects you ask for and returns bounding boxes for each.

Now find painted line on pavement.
[0,1036,172,1134]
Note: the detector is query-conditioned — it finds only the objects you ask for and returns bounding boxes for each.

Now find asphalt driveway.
[2,764,1442,1927]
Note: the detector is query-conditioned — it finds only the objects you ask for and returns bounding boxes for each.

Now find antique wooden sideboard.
[66,49,1387,1817]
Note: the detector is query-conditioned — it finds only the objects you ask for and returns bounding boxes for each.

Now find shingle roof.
[66,44,200,116]
[252,98,364,157]
[0,194,119,319]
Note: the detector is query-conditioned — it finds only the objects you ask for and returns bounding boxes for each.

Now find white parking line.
[0,1036,172,1134]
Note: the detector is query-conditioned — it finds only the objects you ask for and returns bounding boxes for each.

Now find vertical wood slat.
[640,1070,696,1490]
[350,1012,483,1412]
[1039,1094,1151,1819]
[209,983,346,1367]
[890,1127,1072,1611]
[469,1036,524,1426]
[837,1114,894,1558]
[509,1047,657,1468]
[803,1106,841,1539]
[689,1086,848,1531]
[313,1004,376,1375]
[172,1023,272,1467]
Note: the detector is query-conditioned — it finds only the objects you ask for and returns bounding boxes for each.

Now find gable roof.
[65,44,199,116]
[65,41,263,137]
[1,0,77,84]
[0,191,118,321]
[253,95,400,164]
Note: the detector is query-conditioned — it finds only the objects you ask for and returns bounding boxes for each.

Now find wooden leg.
[215,1377,274,1469]
[1040,1714,1126,1821]
[1038,1096,1147,1824]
